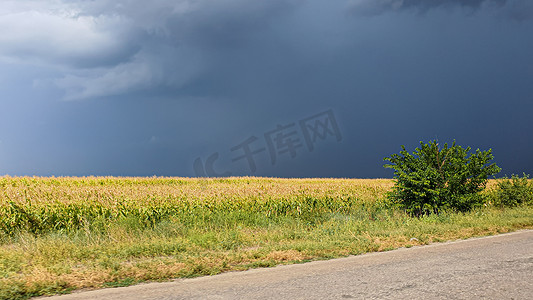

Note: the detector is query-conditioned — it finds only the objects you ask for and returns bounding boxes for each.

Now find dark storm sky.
[0,0,532,178]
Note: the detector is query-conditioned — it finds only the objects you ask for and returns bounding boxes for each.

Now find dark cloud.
[0,0,300,100]
[348,0,533,20]
[164,1,299,48]
[0,0,532,177]
[348,0,498,15]
[501,0,533,20]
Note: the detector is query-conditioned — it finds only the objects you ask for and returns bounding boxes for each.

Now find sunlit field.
[0,177,394,235]
[1,177,531,299]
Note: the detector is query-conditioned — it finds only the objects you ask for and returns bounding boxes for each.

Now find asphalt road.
[43,230,533,300]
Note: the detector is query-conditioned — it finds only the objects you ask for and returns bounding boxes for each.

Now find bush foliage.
[384,140,501,215]
[490,174,533,207]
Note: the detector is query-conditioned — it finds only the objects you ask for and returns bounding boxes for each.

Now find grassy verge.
[0,177,532,299]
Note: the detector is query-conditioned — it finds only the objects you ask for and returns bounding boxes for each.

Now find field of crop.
[0,176,532,299]
[0,177,394,235]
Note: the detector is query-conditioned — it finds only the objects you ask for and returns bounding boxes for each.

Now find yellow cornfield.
[0,176,394,235]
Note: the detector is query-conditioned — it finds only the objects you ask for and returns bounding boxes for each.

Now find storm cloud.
[1,0,530,100]
[348,0,533,20]
[1,0,299,100]
[0,0,531,177]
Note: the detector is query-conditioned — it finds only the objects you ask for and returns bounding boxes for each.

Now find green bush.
[490,174,533,207]
[384,140,501,216]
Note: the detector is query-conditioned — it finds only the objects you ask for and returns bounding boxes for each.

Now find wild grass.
[0,177,531,299]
